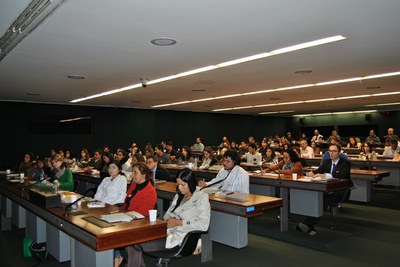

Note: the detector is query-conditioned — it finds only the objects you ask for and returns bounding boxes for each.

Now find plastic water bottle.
[53,179,60,192]
[194,157,198,169]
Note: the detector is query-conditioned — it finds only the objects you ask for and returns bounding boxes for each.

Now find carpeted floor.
[1,187,399,267]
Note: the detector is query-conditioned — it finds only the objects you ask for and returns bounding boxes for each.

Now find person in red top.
[261,149,303,176]
[122,162,157,216]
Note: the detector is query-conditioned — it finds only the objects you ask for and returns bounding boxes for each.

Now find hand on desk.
[306,171,326,179]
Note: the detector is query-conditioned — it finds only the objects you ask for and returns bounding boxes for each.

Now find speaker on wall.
[365,113,372,122]
[299,117,305,124]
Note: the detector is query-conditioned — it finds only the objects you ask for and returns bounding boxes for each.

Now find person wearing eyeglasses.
[298,144,351,235]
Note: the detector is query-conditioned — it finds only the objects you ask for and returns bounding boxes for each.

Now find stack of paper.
[100,211,144,223]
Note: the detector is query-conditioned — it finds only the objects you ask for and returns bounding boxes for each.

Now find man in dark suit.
[145,155,172,182]
[298,144,352,235]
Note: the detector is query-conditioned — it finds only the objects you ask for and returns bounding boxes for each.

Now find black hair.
[172,168,197,212]
[248,143,257,150]
[283,149,301,163]
[222,149,241,165]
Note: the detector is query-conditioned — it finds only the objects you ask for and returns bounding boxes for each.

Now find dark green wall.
[0,102,288,169]
[2,101,398,169]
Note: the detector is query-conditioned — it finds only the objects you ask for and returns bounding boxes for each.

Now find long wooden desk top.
[0,176,166,251]
[156,181,282,218]
[162,165,350,192]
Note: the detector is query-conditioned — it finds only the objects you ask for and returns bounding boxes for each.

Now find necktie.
[150,171,155,180]
[331,163,337,174]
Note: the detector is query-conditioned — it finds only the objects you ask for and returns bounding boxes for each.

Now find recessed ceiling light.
[67,75,85,80]
[270,97,281,100]
[192,89,206,92]
[294,69,312,74]
[366,86,381,89]
[150,38,177,46]
[26,92,40,96]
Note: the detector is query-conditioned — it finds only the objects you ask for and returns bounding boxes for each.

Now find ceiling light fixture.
[293,110,377,117]
[71,35,346,103]
[365,102,400,107]
[67,75,86,80]
[0,0,66,61]
[153,70,400,108]
[150,38,177,46]
[294,69,312,74]
[213,91,400,112]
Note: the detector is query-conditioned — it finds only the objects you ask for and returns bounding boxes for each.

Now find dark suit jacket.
[315,157,352,185]
[155,166,173,181]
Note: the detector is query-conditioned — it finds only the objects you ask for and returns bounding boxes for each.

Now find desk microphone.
[64,187,97,216]
[64,195,86,216]
[265,166,281,178]
[21,181,39,196]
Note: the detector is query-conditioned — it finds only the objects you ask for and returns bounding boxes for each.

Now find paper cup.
[292,173,298,180]
[6,169,10,174]
[20,173,25,179]
[149,209,157,222]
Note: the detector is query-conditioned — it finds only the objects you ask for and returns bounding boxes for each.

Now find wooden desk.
[303,167,390,202]
[304,157,399,187]
[0,176,166,267]
[156,181,282,249]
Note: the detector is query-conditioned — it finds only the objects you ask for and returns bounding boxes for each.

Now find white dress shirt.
[94,174,127,204]
[205,165,249,193]
[300,146,315,158]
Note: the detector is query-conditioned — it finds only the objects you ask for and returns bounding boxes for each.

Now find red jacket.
[122,181,157,216]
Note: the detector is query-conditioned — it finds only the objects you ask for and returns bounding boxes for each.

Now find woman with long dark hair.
[120,168,210,267]
[94,161,127,205]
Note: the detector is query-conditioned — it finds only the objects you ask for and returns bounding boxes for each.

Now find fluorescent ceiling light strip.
[365,102,400,107]
[315,77,361,86]
[372,92,400,96]
[336,94,370,100]
[294,110,377,117]
[71,35,346,103]
[304,98,335,103]
[363,71,400,79]
[259,110,294,115]
[212,107,234,112]
[271,36,346,55]
[154,70,400,109]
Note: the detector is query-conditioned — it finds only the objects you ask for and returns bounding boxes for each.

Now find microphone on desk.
[264,166,281,178]
[64,187,97,216]
[21,181,40,196]
[64,195,86,216]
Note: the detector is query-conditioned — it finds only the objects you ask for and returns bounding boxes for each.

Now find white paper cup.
[149,209,157,222]
[6,169,10,174]
[292,173,298,180]
[20,173,25,179]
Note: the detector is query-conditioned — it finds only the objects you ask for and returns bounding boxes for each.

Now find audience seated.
[365,129,381,144]
[383,138,400,157]
[50,154,74,191]
[17,152,36,177]
[94,161,127,205]
[154,144,171,164]
[77,148,90,168]
[145,155,172,181]
[347,136,361,149]
[383,127,399,142]
[301,144,352,235]
[198,150,249,194]
[299,140,314,159]
[360,142,378,160]
[199,146,218,169]
[176,146,194,165]
[88,149,103,170]
[120,168,210,267]
[193,137,205,151]
[262,149,303,176]
[241,143,262,166]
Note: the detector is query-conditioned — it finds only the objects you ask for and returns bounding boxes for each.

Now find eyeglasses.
[328,150,339,153]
